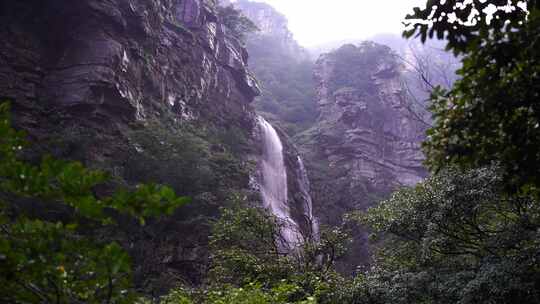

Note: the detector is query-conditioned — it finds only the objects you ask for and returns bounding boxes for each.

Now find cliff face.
[0,0,265,290]
[313,43,426,190]
[1,0,260,129]
[298,42,427,270]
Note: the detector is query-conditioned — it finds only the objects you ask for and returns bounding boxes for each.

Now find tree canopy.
[405,1,540,195]
[354,167,540,303]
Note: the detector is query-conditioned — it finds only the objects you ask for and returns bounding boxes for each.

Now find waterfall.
[297,156,319,241]
[258,116,303,249]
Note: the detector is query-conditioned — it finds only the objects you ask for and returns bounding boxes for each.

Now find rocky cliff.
[297,42,427,271]
[313,42,426,189]
[0,0,314,292]
[1,0,260,129]
[233,0,309,61]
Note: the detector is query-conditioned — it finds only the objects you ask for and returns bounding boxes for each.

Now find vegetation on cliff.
[219,4,259,42]
[237,0,318,136]
[249,45,317,136]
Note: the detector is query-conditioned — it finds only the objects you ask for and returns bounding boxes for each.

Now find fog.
[240,0,426,46]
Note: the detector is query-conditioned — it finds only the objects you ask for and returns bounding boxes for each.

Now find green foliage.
[328,42,395,94]
[208,203,355,303]
[205,282,316,304]
[208,203,293,287]
[404,0,532,55]
[353,167,540,303]
[159,282,317,304]
[218,5,259,42]
[1,218,134,303]
[126,121,251,198]
[405,1,540,195]
[155,201,355,303]
[158,288,194,304]
[0,102,188,302]
[246,36,318,136]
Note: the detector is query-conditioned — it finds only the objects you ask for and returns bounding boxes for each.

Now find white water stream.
[258,116,303,249]
[297,156,319,241]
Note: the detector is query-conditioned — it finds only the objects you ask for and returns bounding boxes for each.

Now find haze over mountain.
[231,0,425,46]
[231,0,459,271]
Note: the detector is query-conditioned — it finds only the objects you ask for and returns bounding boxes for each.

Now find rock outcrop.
[233,0,309,61]
[0,0,260,129]
[297,42,427,271]
[313,42,426,190]
[0,0,319,290]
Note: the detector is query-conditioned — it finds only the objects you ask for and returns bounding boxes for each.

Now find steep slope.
[297,42,428,271]
[0,0,314,291]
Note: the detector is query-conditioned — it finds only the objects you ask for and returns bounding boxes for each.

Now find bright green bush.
[0,102,188,303]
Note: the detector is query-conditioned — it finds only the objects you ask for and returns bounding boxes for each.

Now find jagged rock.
[0,0,260,127]
[298,42,428,271]
[312,42,426,194]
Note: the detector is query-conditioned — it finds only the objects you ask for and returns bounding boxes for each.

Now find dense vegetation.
[406,0,540,195]
[218,4,259,42]
[327,42,394,95]
[247,36,318,136]
[0,103,188,302]
[2,0,540,303]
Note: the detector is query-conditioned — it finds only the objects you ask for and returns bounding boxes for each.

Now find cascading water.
[258,116,303,249]
[297,156,319,241]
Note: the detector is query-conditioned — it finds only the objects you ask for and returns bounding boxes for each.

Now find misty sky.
[247,0,426,47]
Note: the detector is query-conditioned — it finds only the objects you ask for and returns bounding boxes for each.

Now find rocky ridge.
[297,42,427,270]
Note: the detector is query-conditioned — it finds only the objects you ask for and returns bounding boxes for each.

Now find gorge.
[0,0,540,304]
[0,0,464,295]
[235,0,429,270]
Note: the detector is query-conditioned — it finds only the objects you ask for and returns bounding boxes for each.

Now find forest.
[1,0,539,303]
